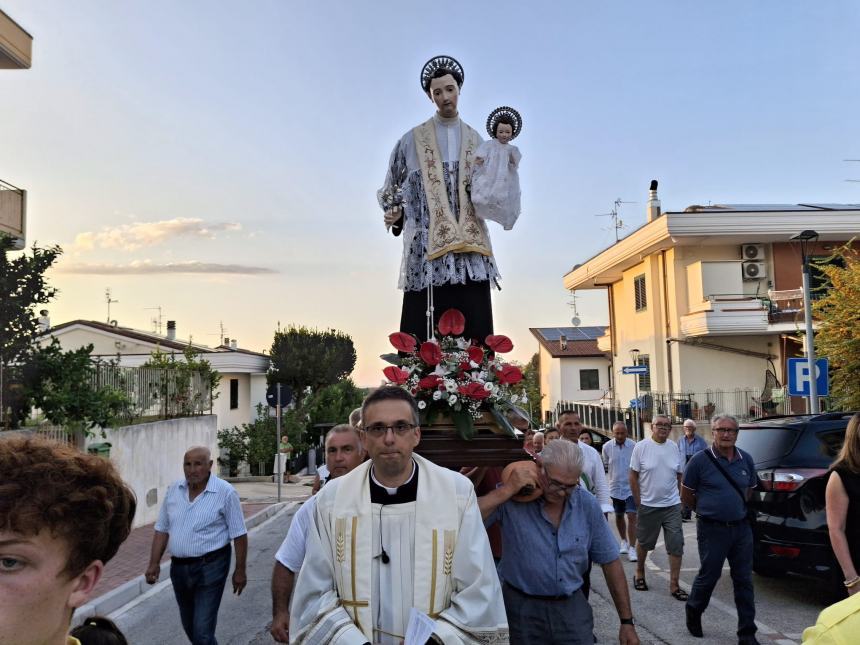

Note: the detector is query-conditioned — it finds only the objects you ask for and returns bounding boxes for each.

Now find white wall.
[214,373,252,431]
[558,356,611,404]
[85,415,218,528]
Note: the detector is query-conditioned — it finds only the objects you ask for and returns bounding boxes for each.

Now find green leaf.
[452,409,475,440]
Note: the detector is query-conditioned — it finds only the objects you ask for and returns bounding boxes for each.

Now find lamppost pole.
[792,230,819,414]
[630,348,640,440]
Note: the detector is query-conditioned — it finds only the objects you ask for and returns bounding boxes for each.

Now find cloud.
[56,260,277,275]
[71,218,242,251]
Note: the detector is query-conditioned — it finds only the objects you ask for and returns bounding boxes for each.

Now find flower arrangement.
[381,308,526,439]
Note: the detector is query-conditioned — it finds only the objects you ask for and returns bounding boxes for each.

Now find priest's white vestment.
[290,454,509,644]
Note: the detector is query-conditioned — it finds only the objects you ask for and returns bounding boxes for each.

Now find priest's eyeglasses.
[364,423,417,437]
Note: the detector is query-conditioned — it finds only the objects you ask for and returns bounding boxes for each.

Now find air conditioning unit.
[741,244,765,260]
[742,261,766,280]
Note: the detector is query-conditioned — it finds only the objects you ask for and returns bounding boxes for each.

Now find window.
[637,355,651,391]
[229,379,239,410]
[634,274,647,311]
[579,369,600,391]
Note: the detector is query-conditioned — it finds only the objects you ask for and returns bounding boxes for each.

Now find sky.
[2,1,859,386]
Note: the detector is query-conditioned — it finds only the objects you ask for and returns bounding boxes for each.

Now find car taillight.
[769,545,801,558]
[757,468,829,492]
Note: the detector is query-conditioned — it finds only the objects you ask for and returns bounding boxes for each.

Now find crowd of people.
[3,395,860,645]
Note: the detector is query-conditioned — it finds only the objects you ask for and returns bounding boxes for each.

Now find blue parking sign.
[787,358,829,397]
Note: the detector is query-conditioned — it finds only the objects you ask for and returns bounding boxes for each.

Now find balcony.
[680,295,769,336]
[0,179,26,248]
[0,9,32,69]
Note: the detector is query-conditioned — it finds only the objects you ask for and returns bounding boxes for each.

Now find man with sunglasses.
[290,387,508,644]
[681,415,759,644]
[479,440,640,644]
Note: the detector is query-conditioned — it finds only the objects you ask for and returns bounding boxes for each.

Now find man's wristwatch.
[620,617,635,626]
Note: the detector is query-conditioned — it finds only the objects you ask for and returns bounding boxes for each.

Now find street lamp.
[630,348,641,439]
[791,229,820,414]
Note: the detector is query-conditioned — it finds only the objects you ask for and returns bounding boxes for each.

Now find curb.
[72,501,297,627]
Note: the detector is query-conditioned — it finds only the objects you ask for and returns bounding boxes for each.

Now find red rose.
[438,309,466,336]
[419,341,442,365]
[496,364,523,385]
[388,332,417,353]
[458,381,491,400]
[382,366,410,385]
[417,375,441,389]
[467,345,484,364]
[485,334,514,353]
[459,361,472,372]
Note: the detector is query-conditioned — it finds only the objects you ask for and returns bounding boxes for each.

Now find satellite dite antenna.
[567,291,581,327]
[594,198,637,242]
[145,306,163,335]
[845,160,860,183]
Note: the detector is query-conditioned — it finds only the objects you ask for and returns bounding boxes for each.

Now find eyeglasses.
[653,423,672,429]
[542,469,579,492]
[364,422,417,438]
[714,427,739,435]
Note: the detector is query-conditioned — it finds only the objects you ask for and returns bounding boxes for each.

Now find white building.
[40,319,270,430]
[529,326,611,422]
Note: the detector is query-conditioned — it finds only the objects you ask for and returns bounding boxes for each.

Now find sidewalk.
[75,476,313,624]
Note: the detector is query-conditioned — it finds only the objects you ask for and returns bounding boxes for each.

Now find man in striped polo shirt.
[145,446,248,644]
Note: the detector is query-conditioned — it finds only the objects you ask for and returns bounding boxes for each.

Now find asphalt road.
[112,506,829,644]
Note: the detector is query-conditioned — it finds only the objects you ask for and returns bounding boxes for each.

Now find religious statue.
[471,106,523,231]
[378,55,500,344]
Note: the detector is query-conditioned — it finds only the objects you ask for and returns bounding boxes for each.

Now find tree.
[269,326,357,406]
[812,244,860,409]
[509,353,543,422]
[142,345,220,417]
[22,339,128,433]
[301,378,366,445]
[0,237,62,427]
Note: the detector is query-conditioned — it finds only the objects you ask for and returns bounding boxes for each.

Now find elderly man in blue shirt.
[602,420,638,561]
[679,419,708,520]
[479,439,640,644]
[145,446,248,645]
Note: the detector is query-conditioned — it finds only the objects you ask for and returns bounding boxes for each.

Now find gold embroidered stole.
[413,117,493,261]
[330,455,460,641]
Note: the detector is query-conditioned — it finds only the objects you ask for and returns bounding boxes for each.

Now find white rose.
[432,390,442,401]
[445,380,457,392]
[448,395,458,405]
[417,400,427,409]
[483,382,493,391]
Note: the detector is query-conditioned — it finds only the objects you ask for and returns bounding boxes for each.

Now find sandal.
[633,576,648,591]
[671,588,689,601]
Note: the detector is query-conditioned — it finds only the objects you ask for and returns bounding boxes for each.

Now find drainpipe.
[661,250,674,398]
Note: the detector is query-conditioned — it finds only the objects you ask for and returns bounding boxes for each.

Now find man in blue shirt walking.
[479,440,640,644]
[603,420,638,561]
[145,446,248,644]
[681,415,759,645]
[679,419,708,520]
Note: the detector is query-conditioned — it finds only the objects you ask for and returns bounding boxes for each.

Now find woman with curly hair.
[0,435,136,645]
[826,412,860,597]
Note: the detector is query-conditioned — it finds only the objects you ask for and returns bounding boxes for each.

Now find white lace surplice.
[470,139,522,231]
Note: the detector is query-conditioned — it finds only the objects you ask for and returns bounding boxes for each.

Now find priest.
[290,386,509,644]
[379,55,499,344]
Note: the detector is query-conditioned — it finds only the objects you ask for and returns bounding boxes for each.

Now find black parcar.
[736,412,853,599]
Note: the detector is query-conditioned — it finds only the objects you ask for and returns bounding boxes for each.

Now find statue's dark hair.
[493,114,516,137]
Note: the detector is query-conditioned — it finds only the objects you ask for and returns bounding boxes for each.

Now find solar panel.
[536,326,606,342]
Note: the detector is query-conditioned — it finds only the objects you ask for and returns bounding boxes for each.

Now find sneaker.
[619,540,628,555]
[627,549,638,562]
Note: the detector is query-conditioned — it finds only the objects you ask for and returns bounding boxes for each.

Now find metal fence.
[554,387,797,438]
[90,364,213,423]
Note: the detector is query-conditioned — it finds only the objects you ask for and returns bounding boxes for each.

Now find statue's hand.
[384,206,402,229]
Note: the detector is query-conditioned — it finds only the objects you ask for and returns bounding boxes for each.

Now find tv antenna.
[145,306,163,335]
[105,288,119,324]
[567,291,581,327]
[206,321,228,345]
[845,159,860,182]
[594,198,637,242]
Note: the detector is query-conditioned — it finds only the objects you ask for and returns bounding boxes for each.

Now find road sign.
[266,383,293,408]
[622,365,649,375]
[629,399,640,409]
[787,358,829,397]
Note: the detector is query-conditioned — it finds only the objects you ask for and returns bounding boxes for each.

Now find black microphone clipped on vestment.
[378,504,390,564]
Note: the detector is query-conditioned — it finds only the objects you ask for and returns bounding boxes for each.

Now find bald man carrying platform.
[145,446,248,645]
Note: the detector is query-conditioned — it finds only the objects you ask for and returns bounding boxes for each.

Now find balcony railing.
[0,179,25,245]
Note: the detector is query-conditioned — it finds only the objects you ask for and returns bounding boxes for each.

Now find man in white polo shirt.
[269,424,365,643]
[629,415,686,601]
[145,446,248,645]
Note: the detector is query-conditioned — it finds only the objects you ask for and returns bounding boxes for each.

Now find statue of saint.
[378,55,499,343]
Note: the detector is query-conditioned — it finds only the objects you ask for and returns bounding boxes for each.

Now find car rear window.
[736,427,799,462]
[817,430,845,459]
